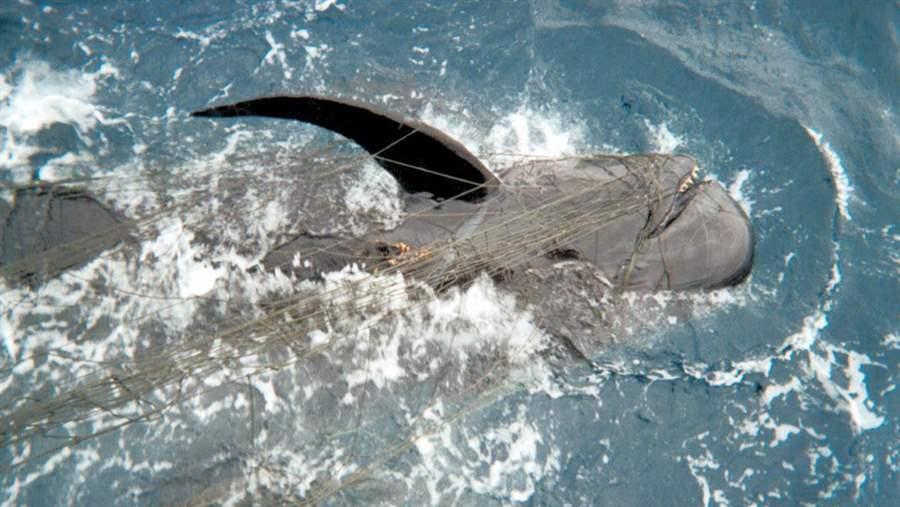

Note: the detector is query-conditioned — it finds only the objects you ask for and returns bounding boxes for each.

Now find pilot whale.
[192,96,754,292]
[1,95,753,293]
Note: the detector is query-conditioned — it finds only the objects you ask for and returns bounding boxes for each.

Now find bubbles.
[483,105,586,159]
[644,119,685,154]
[343,160,404,234]
[0,60,111,180]
[803,127,853,221]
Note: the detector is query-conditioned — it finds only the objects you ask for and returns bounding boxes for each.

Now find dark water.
[1,1,897,505]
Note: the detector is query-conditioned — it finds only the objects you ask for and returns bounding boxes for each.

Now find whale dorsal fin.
[192,95,500,202]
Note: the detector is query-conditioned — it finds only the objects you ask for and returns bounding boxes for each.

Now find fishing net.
[0,136,697,504]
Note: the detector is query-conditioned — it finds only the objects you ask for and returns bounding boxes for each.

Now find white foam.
[342,326,407,402]
[762,377,801,405]
[262,30,293,80]
[174,28,215,49]
[703,357,772,387]
[807,346,885,433]
[36,152,92,181]
[425,275,546,362]
[417,99,586,178]
[0,75,11,101]
[883,333,900,350]
[481,418,545,501]
[769,222,882,433]
[728,169,753,216]
[782,309,828,353]
[411,405,559,504]
[21,446,71,492]
[483,105,585,161]
[644,120,684,153]
[0,312,18,360]
[0,198,291,419]
[0,60,110,178]
[803,127,852,221]
[148,218,224,298]
[303,44,331,71]
[0,62,110,137]
[841,351,885,432]
[314,0,344,12]
[343,160,403,233]
[684,448,721,507]
[770,422,801,447]
[777,314,886,433]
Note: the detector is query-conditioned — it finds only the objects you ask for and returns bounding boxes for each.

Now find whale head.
[627,156,755,290]
[489,153,753,292]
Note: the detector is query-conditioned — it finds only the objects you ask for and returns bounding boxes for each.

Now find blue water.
[1,1,897,505]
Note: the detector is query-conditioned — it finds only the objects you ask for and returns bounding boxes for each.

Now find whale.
[1,95,753,293]
[193,96,754,292]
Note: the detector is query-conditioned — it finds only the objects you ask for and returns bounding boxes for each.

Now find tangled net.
[0,138,685,504]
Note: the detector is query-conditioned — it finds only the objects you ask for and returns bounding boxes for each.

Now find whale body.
[2,95,753,292]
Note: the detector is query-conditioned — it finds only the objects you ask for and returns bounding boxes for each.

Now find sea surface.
[1,1,897,505]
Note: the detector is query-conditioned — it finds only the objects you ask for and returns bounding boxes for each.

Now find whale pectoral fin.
[192,95,500,202]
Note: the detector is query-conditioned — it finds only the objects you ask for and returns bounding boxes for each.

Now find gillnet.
[1,135,709,504]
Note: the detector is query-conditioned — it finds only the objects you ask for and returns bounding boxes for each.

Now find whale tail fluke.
[1,184,129,284]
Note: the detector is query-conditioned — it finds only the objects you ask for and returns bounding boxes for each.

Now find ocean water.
[1,1,897,505]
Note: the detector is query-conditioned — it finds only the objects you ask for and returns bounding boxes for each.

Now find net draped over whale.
[0,96,753,503]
